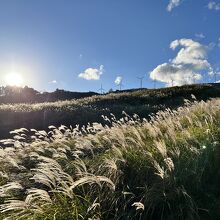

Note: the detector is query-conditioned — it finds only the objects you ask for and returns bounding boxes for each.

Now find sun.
[5,73,24,86]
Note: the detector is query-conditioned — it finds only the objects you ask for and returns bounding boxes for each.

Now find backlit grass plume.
[0,98,220,219]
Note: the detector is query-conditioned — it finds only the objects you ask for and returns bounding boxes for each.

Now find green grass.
[0,97,220,219]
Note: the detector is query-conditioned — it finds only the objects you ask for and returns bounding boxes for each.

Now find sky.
[0,0,220,92]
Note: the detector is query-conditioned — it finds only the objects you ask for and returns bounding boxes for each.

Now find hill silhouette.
[0,86,98,103]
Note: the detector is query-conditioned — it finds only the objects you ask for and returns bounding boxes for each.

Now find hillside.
[0,97,220,219]
[0,83,220,139]
[0,86,98,104]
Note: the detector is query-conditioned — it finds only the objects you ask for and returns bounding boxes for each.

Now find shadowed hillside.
[0,83,220,139]
[0,86,98,103]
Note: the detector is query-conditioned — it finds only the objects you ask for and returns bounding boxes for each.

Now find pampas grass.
[0,98,220,219]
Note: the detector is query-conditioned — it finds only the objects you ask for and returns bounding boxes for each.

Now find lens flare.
[5,73,24,86]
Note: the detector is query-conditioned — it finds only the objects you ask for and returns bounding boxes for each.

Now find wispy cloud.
[167,1,220,12]
[115,76,123,85]
[208,38,220,49]
[218,38,220,47]
[78,65,104,80]
[49,80,57,84]
[209,68,220,76]
[195,33,205,39]
[150,39,212,86]
[208,1,220,10]
[208,42,216,49]
[167,0,182,12]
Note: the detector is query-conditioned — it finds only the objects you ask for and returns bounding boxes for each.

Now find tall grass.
[0,97,220,219]
[0,84,219,140]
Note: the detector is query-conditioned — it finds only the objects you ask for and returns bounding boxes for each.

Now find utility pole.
[117,81,123,91]
[119,81,122,91]
[170,77,174,87]
[98,84,105,94]
[153,78,156,89]
[151,76,156,89]
[193,73,196,84]
[214,72,217,83]
[137,76,144,88]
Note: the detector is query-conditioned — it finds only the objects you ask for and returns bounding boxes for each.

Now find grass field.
[0,96,220,219]
[0,83,220,139]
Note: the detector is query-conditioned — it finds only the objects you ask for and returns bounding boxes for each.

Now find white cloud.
[150,63,202,86]
[78,65,104,80]
[167,0,182,12]
[150,39,212,86]
[115,76,123,85]
[49,80,57,84]
[171,39,210,70]
[195,33,205,39]
[208,1,220,10]
[208,67,220,76]
[218,38,220,47]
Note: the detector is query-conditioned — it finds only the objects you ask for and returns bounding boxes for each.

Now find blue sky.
[0,0,220,92]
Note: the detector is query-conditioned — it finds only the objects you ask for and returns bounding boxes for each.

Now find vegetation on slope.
[0,97,220,219]
[0,83,220,139]
[0,86,98,104]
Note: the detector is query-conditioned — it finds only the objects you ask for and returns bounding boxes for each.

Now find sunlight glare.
[5,73,24,86]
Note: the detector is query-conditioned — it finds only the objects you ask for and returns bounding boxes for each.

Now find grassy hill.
[0,96,220,219]
[0,86,98,104]
[0,83,220,139]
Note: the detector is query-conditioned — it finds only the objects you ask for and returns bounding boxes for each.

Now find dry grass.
[0,97,220,219]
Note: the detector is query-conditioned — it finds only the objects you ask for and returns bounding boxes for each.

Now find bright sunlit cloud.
[150,38,212,86]
[5,73,24,86]
[78,65,104,80]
